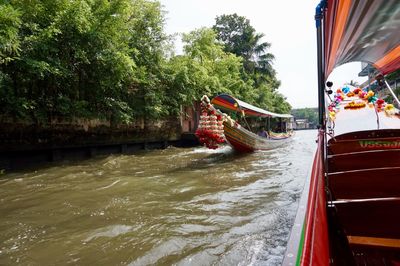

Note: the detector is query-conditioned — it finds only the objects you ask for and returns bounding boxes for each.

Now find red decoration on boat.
[375,98,385,111]
[353,88,361,94]
[195,96,225,149]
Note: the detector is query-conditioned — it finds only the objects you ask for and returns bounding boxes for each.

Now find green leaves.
[213,13,273,71]
[213,13,290,114]
[0,2,291,127]
[168,28,250,106]
[0,0,146,124]
[292,108,318,125]
[0,4,21,64]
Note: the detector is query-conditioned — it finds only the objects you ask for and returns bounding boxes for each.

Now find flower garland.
[328,85,399,121]
[195,95,225,149]
[385,104,396,115]
[327,89,344,121]
[344,101,366,109]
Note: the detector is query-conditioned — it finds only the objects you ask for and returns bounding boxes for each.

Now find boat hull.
[282,130,329,265]
[284,129,400,265]
[223,121,293,152]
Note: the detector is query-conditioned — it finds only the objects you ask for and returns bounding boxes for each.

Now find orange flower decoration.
[344,101,366,109]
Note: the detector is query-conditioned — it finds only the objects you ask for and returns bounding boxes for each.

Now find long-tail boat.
[283,1,400,265]
[196,94,294,152]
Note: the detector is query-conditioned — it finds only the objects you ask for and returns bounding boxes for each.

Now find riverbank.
[0,118,199,171]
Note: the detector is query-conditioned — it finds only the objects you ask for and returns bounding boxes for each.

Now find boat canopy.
[324,0,400,78]
[211,94,293,118]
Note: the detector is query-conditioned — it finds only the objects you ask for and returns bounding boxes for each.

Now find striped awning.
[324,0,400,78]
[211,94,293,118]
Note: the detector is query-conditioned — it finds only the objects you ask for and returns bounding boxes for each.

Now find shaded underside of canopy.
[211,94,293,119]
[324,0,400,78]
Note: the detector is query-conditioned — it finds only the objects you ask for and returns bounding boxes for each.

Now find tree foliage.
[291,108,318,126]
[213,13,291,113]
[0,2,291,126]
[213,13,275,76]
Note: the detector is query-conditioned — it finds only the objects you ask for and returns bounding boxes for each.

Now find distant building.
[295,119,310,130]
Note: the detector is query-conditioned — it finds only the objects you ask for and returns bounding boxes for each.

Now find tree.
[0,4,21,65]
[0,2,292,128]
[0,4,22,118]
[291,108,318,126]
[126,0,171,119]
[213,13,275,76]
[213,13,290,114]
[164,27,253,110]
[0,0,171,124]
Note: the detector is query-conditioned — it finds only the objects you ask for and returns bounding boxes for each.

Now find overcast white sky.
[160,0,367,108]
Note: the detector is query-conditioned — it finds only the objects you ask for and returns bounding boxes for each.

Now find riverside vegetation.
[0,1,290,127]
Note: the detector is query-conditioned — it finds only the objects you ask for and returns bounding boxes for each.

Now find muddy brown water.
[0,130,317,265]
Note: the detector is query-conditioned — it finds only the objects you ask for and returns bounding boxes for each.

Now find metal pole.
[315,1,327,174]
[384,79,400,107]
[315,2,326,129]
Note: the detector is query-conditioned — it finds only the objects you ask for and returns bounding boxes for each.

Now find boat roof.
[330,101,400,137]
[324,0,400,78]
[211,94,293,118]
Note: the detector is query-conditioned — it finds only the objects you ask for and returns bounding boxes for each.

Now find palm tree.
[213,14,275,76]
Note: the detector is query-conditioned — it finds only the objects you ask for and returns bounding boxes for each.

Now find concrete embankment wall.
[0,117,199,171]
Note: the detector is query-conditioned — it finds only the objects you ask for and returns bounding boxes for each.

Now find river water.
[0,130,317,265]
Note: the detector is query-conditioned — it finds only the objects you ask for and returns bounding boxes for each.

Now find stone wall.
[0,117,186,170]
[0,117,181,152]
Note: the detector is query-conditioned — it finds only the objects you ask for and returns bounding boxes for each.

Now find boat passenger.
[257,127,269,138]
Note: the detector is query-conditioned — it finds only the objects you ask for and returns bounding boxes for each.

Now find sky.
[159,0,367,108]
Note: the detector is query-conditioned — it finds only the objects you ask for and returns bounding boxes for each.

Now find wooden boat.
[283,1,400,265]
[196,94,294,152]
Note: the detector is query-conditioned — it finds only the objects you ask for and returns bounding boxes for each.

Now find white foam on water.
[95,179,121,190]
[186,145,233,155]
[84,224,135,242]
[246,239,264,266]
